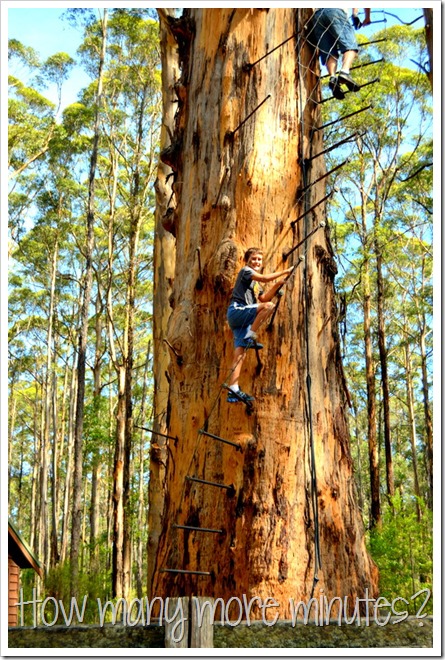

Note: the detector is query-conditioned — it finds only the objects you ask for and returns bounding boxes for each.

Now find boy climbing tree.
[226,247,293,403]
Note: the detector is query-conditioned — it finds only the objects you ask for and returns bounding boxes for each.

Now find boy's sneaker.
[337,71,360,92]
[227,389,255,403]
[329,76,345,100]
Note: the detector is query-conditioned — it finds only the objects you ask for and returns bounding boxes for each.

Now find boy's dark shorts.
[307,8,359,65]
[227,302,258,348]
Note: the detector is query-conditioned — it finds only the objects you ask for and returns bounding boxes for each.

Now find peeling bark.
[147,8,179,596]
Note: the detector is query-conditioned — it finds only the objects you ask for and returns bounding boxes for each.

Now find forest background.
[5,5,437,623]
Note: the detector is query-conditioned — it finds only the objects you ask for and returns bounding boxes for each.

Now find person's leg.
[227,347,246,389]
[248,301,275,336]
[334,13,360,91]
[226,304,257,393]
[340,49,357,74]
[326,55,339,77]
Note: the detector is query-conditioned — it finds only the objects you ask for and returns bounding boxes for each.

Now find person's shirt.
[230,266,259,306]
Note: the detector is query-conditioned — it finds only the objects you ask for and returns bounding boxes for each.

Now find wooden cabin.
[8,521,43,627]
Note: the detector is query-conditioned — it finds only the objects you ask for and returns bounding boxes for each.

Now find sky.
[8,8,94,109]
[6,5,429,111]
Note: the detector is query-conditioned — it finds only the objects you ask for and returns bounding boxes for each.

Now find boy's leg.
[326,54,339,77]
[249,301,275,335]
[227,347,246,388]
[340,49,357,73]
[337,51,360,91]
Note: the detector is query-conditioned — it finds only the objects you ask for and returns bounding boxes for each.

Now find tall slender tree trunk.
[60,352,77,563]
[71,9,108,595]
[38,239,59,573]
[415,252,433,508]
[151,8,377,614]
[351,397,364,512]
[122,240,136,599]
[403,334,422,520]
[357,179,381,530]
[112,366,126,598]
[39,380,49,573]
[48,231,62,569]
[50,349,60,566]
[89,293,104,569]
[136,340,151,599]
[362,262,380,529]
[30,398,39,552]
[111,96,145,600]
[419,321,433,506]
[374,229,394,500]
[8,379,17,515]
[53,350,69,562]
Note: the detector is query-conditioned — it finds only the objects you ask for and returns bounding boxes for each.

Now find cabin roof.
[8,520,43,577]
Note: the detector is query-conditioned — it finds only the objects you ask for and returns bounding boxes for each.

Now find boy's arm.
[252,266,293,284]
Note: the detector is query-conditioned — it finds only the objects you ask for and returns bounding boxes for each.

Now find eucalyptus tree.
[324,25,432,523]
[67,7,108,596]
[101,10,161,600]
[8,41,74,179]
[150,8,377,612]
[8,156,80,572]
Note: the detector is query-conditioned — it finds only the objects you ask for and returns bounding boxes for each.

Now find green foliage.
[8,38,40,67]
[45,559,111,623]
[369,494,433,613]
[8,8,160,602]
[84,396,113,455]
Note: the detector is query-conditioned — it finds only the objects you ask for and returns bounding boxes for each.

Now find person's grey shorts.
[307,8,358,66]
[227,302,258,348]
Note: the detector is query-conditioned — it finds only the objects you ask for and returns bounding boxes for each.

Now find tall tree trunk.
[53,350,69,563]
[48,235,62,568]
[419,319,433,507]
[106,152,124,597]
[39,377,49,573]
[351,397,364,513]
[112,366,126,599]
[151,8,377,614]
[89,292,103,569]
[147,7,178,597]
[374,229,394,500]
[111,98,145,600]
[50,352,60,566]
[136,340,151,599]
[403,335,422,520]
[30,397,39,552]
[362,261,381,529]
[122,256,135,600]
[70,9,108,595]
[60,352,77,563]
[415,251,433,508]
[8,379,17,515]
[39,240,59,573]
[355,150,381,529]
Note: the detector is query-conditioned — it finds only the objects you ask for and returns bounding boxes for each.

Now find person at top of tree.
[226,247,293,404]
[307,7,371,100]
